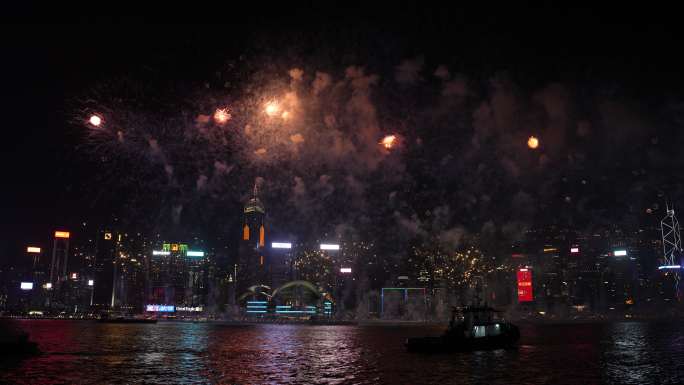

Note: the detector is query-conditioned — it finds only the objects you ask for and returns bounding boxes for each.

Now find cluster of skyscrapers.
[0,186,357,318]
[2,187,683,320]
[0,227,212,316]
[504,223,681,317]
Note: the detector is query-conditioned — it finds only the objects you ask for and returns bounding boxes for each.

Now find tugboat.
[406,285,519,353]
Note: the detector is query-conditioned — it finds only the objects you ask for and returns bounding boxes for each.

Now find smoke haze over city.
[3,8,684,259]
[3,6,684,384]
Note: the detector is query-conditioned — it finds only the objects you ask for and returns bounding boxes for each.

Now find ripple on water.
[2,321,684,384]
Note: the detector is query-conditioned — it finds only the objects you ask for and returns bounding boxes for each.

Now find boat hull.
[406,326,520,353]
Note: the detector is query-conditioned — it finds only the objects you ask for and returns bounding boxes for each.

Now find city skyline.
[4,8,684,385]
[3,9,684,272]
[3,179,682,321]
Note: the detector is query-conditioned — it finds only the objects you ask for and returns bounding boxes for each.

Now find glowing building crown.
[244,183,265,214]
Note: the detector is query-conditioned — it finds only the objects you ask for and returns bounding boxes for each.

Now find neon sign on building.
[162,243,188,253]
[517,268,533,302]
[146,304,175,312]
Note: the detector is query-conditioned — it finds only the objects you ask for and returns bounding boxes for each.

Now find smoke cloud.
[80,53,681,266]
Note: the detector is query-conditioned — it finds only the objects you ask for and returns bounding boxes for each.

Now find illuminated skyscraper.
[186,251,209,307]
[112,232,148,313]
[25,246,48,309]
[92,230,117,309]
[270,241,295,290]
[148,243,187,306]
[147,242,208,309]
[660,204,682,296]
[49,231,70,287]
[243,183,266,247]
[27,246,47,287]
[238,183,268,294]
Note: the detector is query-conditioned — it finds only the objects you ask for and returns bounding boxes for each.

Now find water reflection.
[3,320,684,384]
[604,322,650,384]
[602,322,684,385]
[204,325,367,384]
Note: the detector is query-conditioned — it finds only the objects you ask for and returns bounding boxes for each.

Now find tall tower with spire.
[237,182,269,295]
[660,201,682,296]
[243,183,266,248]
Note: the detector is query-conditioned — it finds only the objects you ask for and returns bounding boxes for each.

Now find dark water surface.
[2,320,684,384]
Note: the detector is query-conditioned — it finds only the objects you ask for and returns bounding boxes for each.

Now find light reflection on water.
[3,320,684,384]
[602,322,684,385]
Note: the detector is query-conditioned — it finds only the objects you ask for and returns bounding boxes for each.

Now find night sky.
[2,6,684,265]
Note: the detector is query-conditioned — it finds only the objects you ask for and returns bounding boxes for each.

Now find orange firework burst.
[89,114,102,127]
[264,100,280,117]
[381,135,397,149]
[527,136,539,149]
[213,108,231,124]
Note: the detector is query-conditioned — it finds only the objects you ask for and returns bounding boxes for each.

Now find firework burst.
[213,108,231,124]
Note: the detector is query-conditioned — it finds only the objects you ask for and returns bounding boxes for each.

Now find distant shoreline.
[4,316,684,326]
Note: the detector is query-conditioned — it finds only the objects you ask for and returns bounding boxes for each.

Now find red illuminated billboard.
[517,268,533,302]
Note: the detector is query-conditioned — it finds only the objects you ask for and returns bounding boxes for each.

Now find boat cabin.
[450,305,506,338]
